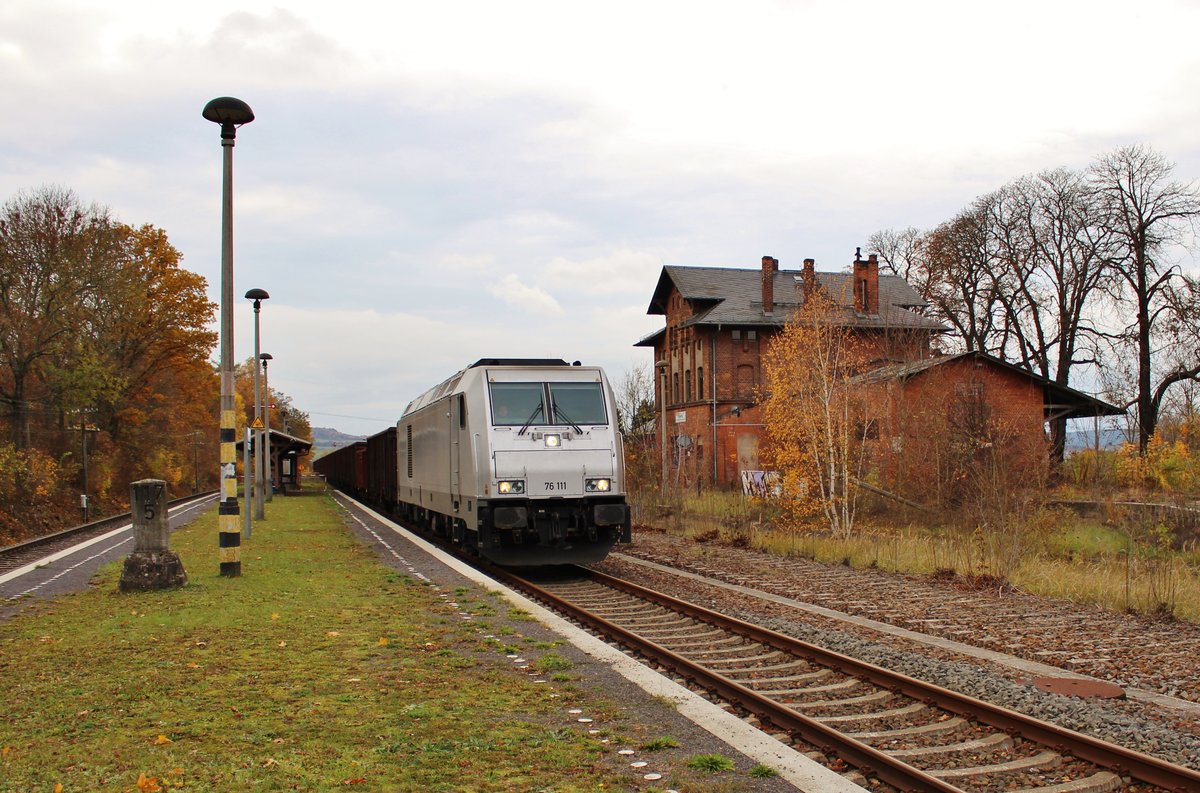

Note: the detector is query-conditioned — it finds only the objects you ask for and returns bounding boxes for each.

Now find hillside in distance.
[310,426,366,458]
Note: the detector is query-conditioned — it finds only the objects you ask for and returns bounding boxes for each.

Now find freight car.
[314,440,367,493]
[317,358,631,566]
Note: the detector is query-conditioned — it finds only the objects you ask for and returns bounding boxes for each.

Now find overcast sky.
[4,0,1199,436]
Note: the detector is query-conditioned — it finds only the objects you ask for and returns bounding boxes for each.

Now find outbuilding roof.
[856,350,1125,421]
[635,264,944,347]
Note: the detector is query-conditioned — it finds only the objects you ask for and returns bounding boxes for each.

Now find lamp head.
[245,288,269,309]
[203,97,255,140]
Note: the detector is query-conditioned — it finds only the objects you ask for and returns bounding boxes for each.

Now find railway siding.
[597,532,1200,772]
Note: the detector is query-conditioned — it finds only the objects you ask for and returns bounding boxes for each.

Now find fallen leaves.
[136,772,162,792]
[377,637,389,647]
[154,734,172,745]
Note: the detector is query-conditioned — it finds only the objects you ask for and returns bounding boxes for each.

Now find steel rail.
[491,565,965,793]
[579,566,1200,793]
[0,491,219,558]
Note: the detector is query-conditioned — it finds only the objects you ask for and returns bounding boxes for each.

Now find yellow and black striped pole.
[203,97,255,577]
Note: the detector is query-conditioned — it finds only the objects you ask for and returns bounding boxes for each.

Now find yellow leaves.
[326,631,340,637]
[1,745,11,757]
[270,612,280,621]
[54,784,63,793]
[377,637,389,647]
[154,734,172,745]
[278,641,287,648]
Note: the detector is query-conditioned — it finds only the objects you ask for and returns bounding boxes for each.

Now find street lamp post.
[260,352,274,501]
[245,288,269,520]
[203,96,254,577]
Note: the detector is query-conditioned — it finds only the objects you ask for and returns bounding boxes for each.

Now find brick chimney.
[852,249,880,314]
[801,258,816,300]
[761,255,778,314]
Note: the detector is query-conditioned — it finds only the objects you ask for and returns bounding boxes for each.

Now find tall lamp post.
[245,288,269,520]
[203,96,254,577]
[260,352,273,500]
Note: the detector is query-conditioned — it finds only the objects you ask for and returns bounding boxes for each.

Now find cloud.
[488,274,564,316]
[544,250,663,296]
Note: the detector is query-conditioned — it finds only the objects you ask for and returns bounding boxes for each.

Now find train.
[314,358,632,565]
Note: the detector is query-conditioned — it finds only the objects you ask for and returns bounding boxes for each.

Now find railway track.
[0,491,219,574]
[495,565,1200,793]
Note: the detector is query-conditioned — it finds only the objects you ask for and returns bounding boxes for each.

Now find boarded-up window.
[736,364,754,398]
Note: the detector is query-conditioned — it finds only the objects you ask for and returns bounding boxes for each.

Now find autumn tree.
[0,187,121,448]
[0,185,223,532]
[762,288,871,537]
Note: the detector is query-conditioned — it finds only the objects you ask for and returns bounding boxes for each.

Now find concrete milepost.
[119,479,187,592]
[203,96,254,577]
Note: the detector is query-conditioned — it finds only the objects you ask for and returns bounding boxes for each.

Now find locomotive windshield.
[489,383,545,425]
[489,381,607,426]
[548,382,607,424]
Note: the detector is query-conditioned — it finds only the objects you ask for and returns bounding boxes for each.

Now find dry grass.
[641,489,1200,622]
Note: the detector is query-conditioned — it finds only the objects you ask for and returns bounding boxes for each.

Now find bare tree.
[985,169,1112,460]
[613,363,660,498]
[1089,144,1200,452]
[869,226,929,295]
[921,195,1012,355]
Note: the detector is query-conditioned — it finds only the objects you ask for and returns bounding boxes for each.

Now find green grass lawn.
[0,485,672,792]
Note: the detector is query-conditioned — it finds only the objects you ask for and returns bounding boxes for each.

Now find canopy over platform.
[236,429,313,493]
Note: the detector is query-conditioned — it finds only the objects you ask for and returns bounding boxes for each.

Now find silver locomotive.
[395,358,631,565]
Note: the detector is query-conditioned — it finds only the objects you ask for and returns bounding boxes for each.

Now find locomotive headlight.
[497,480,525,495]
[544,433,561,447]
[585,477,611,493]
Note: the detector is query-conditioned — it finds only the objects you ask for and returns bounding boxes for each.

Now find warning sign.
[250,417,264,429]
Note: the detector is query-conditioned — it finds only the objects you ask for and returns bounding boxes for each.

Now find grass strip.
[0,485,630,792]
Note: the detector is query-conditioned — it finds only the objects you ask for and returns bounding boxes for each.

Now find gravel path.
[596,529,1200,772]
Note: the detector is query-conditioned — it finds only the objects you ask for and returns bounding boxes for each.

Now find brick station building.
[635,252,1121,490]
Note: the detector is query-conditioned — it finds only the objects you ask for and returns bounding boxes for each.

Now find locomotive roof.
[402,359,594,417]
[469,358,570,368]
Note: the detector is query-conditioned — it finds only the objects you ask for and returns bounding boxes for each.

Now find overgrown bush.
[0,442,75,543]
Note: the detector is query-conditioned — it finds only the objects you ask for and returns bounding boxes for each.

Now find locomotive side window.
[489,382,545,425]
[549,382,607,425]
